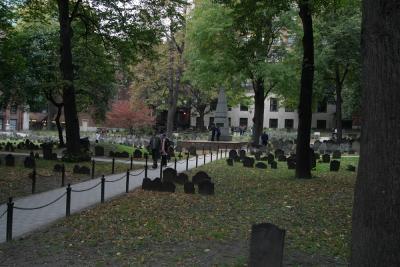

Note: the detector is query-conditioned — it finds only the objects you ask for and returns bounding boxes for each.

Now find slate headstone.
[24,156,35,169]
[198,180,214,195]
[184,182,195,194]
[254,151,262,161]
[346,165,356,172]
[229,150,238,159]
[163,168,177,183]
[274,149,284,159]
[161,181,176,193]
[239,149,246,159]
[243,157,255,168]
[255,162,268,169]
[142,178,152,190]
[270,161,278,169]
[267,153,275,164]
[53,164,64,172]
[226,158,233,166]
[133,149,142,158]
[42,143,53,160]
[332,150,341,159]
[5,154,15,167]
[322,154,331,163]
[330,160,340,171]
[278,155,287,162]
[192,171,211,184]
[176,173,189,185]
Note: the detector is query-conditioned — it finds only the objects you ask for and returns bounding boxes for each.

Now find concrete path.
[0,153,227,243]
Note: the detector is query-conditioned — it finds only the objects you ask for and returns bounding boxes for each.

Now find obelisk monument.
[212,88,232,141]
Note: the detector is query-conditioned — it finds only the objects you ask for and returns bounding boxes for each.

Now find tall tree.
[351,0,400,265]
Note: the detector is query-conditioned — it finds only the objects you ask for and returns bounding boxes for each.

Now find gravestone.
[95,146,105,156]
[53,164,64,172]
[270,161,278,169]
[287,157,296,169]
[233,154,241,162]
[80,137,90,151]
[239,149,246,159]
[34,152,40,159]
[184,182,195,194]
[249,223,285,267]
[42,143,53,160]
[161,181,176,193]
[229,150,238,159]
[198,180,214,195]
[313,140,321,151]
[73,165,91,175]
[255,162,268,169]
[226,158,234,166]
[5,154,15,167]
[115,151,129,158]
[346,165,356,172]
[163,168,177,183]
[278,155,287,162]
[322,154,331,163]
[243,157,255,168]
[24,156,35,169]
[267,153,275,164]
[151,178,163,191]
[332,150,341,159]
[176,173,189,184]
[133,149,142,158]
[254,151,262,161]
[314,152,320,160]
[274,149,284,159]
[192,171,211,184]
[330,160,340,171]
[142,178,152,190]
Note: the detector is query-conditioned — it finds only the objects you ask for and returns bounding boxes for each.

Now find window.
[270,98,278,112]
[240,104,248,111]
[10,105,18,114]
[285,107,294,112]
[208,117,214,126]
[228,117,231,127]
[239,118,248,127]
[269,119,278,128]
[317,100,327,113]
[317,120,327,129]
[285,119,294,129]
[9,119,17,130]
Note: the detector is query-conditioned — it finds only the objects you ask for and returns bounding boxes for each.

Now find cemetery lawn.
[0,157,358,266]
[0,158,139,204]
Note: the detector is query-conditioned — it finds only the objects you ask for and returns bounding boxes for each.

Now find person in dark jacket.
[149,133,161,168]
[261,131,269,146]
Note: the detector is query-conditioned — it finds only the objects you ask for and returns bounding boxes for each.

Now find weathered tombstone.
[243,157,255,168]
[176,173,189,185]
[151,178,163,191]
[313,140,321,151]
[346,165,356,172]
[226,158,234,166]
[229,150,238,159]
[255,162,268,169]
[314,152,320,160]
[270,161,278,169]
[142,178,152,190]
[95,146,105,156]
[188,146,197,156]
[198,180,214,195]
[80,137,90,151]
[24,156,35,169]
[332,150,341,159]
[249,223,285,267]
[163,168,177,183]
[254,151,262,161]
[5,154,15,167]
[192,171,211,184]
[330,160,340,171]
[239,149,246,159]
[53,164,63,172]
[161,181,176,193]
[322,154,331,163]
[184,182,195,194]
[233,154,241,162]
[42,143,53,160]
[287,157,296,170]
[34,152,40,159]
[267,153,275,164]
[277,155,287,162]
[133,149,142,158]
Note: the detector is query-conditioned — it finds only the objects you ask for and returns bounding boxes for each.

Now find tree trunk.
[57,0,81,156]
[252,77,265,145]
[55,105,65,147]
[295,1,314,179]
[196,105,206,131]
[335,64,343,144]
[351,1,400,266]
[166,39,176,137]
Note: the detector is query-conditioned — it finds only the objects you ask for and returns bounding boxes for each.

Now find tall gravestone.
[211,88,232,141]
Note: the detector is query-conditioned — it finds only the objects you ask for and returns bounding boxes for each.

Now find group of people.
[148,132,171,169]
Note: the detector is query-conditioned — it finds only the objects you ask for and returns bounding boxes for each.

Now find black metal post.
[211,150,213,162]
[216,146,219,160]
[101,175,105,203]
[61,164,65,187]
[202,146,205,155]
[220,148,223,158]
[204,153,206,165]
[66,184,71,217]
[174,157,177,170]
[196,155,198,168]
[6,197,14,242]
[91,160,95,179]
[160,162,163,179]
[112,157,115,174]
[31,169,36,194]
[126,170,130,193]
[186,154,189,171]
[145,155,148,179]
[130,155,133,170]
[225,146,228,157]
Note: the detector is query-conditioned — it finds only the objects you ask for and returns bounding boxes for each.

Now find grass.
[0,156,358,266]
[0,157,141,204]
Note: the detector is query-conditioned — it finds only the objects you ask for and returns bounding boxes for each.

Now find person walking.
[160,133,170,167]
[149,132,161,168]
[210,123,216,141]
[216,126,221,141]
[261,131,269,146]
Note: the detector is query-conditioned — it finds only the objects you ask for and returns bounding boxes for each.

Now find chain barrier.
[71,181,102,193]
[129,169,145,176]
[14,192,66,211]
[0,208,7,219]
[105,174,127,183]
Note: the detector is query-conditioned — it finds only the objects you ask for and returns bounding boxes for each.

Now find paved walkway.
[0,153,227,243]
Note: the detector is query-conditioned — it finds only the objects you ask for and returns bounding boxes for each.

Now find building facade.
[190,93,336,130]
[0,104,29,131]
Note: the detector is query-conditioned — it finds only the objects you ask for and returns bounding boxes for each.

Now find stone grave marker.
[42,143,53,160]
[176,173,189,184]
[287,157,296,169]
[24,156,35,169]
[188,146,197,156]
[330,160,340,171]
[346,165,356,172]
[34,152,40,159]
[198,180,214,195]
[332,150,341,159]
[226,158,233,166]
[133,149,142,158]
[163,168,177,183]
[267,153,275,164]
[161,181,176,193]
[278,154,287,162]
[254,151,262,161]
[5,154,15,167]
[192,171,211,184]
[229,150,238,159]
[249,223,285,267]
[274,149,284,159]
[255,162,268,169]
[322,154,331,163]
[239,149,246,159]
[270,161,278,169]
[184,182,195,194]
[142,178,152,190]
[243,157,255,168]
[73,165,91,175]
[53,164,64,172]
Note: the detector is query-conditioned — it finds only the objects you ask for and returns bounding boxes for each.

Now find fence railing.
[2,145,243,242]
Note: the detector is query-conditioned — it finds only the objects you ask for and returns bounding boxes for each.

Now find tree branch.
[70,0,82,22]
